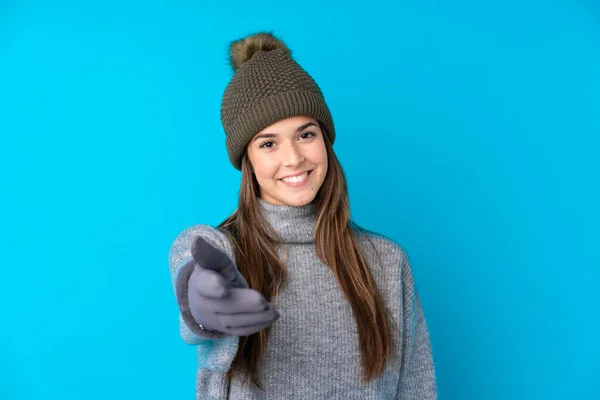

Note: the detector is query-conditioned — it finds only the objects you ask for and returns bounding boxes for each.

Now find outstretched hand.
[187,236,280,336]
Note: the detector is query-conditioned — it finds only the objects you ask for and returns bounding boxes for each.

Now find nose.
[281,142,304,167]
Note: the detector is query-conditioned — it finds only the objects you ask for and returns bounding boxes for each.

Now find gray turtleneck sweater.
[168,199,437,399]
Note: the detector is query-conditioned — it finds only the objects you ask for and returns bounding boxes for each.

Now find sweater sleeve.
[168,224,233,343]
[396,254,438,399]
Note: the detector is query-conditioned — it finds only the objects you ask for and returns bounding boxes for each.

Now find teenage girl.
[169,31,437,399]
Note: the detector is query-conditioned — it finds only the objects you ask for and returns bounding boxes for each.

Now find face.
[246,115,328,207]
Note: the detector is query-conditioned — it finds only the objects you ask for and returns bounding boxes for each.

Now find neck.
[258,198,316,244]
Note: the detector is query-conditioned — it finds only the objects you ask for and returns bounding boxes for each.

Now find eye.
[259,141,275,149]
[300,131,316,140]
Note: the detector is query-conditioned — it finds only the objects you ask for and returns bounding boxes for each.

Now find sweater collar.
[258,198,316,244]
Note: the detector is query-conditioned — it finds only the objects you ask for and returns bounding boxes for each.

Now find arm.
[396,254,438,399]
[168,224,232,343]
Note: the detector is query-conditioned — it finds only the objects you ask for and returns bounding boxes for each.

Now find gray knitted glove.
[187,236,280,336]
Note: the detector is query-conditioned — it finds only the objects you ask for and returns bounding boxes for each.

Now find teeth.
[281,171,308,183]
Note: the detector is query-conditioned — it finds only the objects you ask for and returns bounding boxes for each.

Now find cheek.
[314,144,328,173]
[307,141,327,163]
[253,162,279,183]
[309,148,328,191]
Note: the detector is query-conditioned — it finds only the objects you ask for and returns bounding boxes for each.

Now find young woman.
[169,32,437,399]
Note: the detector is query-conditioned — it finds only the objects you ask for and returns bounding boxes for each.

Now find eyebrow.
[252,122,318,142]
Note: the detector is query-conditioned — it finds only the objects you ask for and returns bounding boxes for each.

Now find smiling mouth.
[278,170,313,185]
[279,170,312,180]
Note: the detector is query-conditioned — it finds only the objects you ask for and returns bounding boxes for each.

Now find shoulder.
[352,224,409,270]
[353,226,420,300]
[170,224,230,249]
[352,225,414,316]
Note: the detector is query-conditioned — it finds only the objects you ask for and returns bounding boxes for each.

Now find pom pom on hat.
[228,31,292,72]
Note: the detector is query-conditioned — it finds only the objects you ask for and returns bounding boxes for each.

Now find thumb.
[191,236,248,288]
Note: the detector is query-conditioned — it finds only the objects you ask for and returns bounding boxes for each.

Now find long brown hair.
[217,129,395,388]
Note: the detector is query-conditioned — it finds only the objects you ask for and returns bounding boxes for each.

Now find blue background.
[1,1,599,399]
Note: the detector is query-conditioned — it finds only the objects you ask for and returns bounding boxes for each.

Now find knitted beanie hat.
[220,32,336,170]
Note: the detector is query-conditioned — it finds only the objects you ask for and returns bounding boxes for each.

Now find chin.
[276,192,317,207]
[284,198,312,207]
